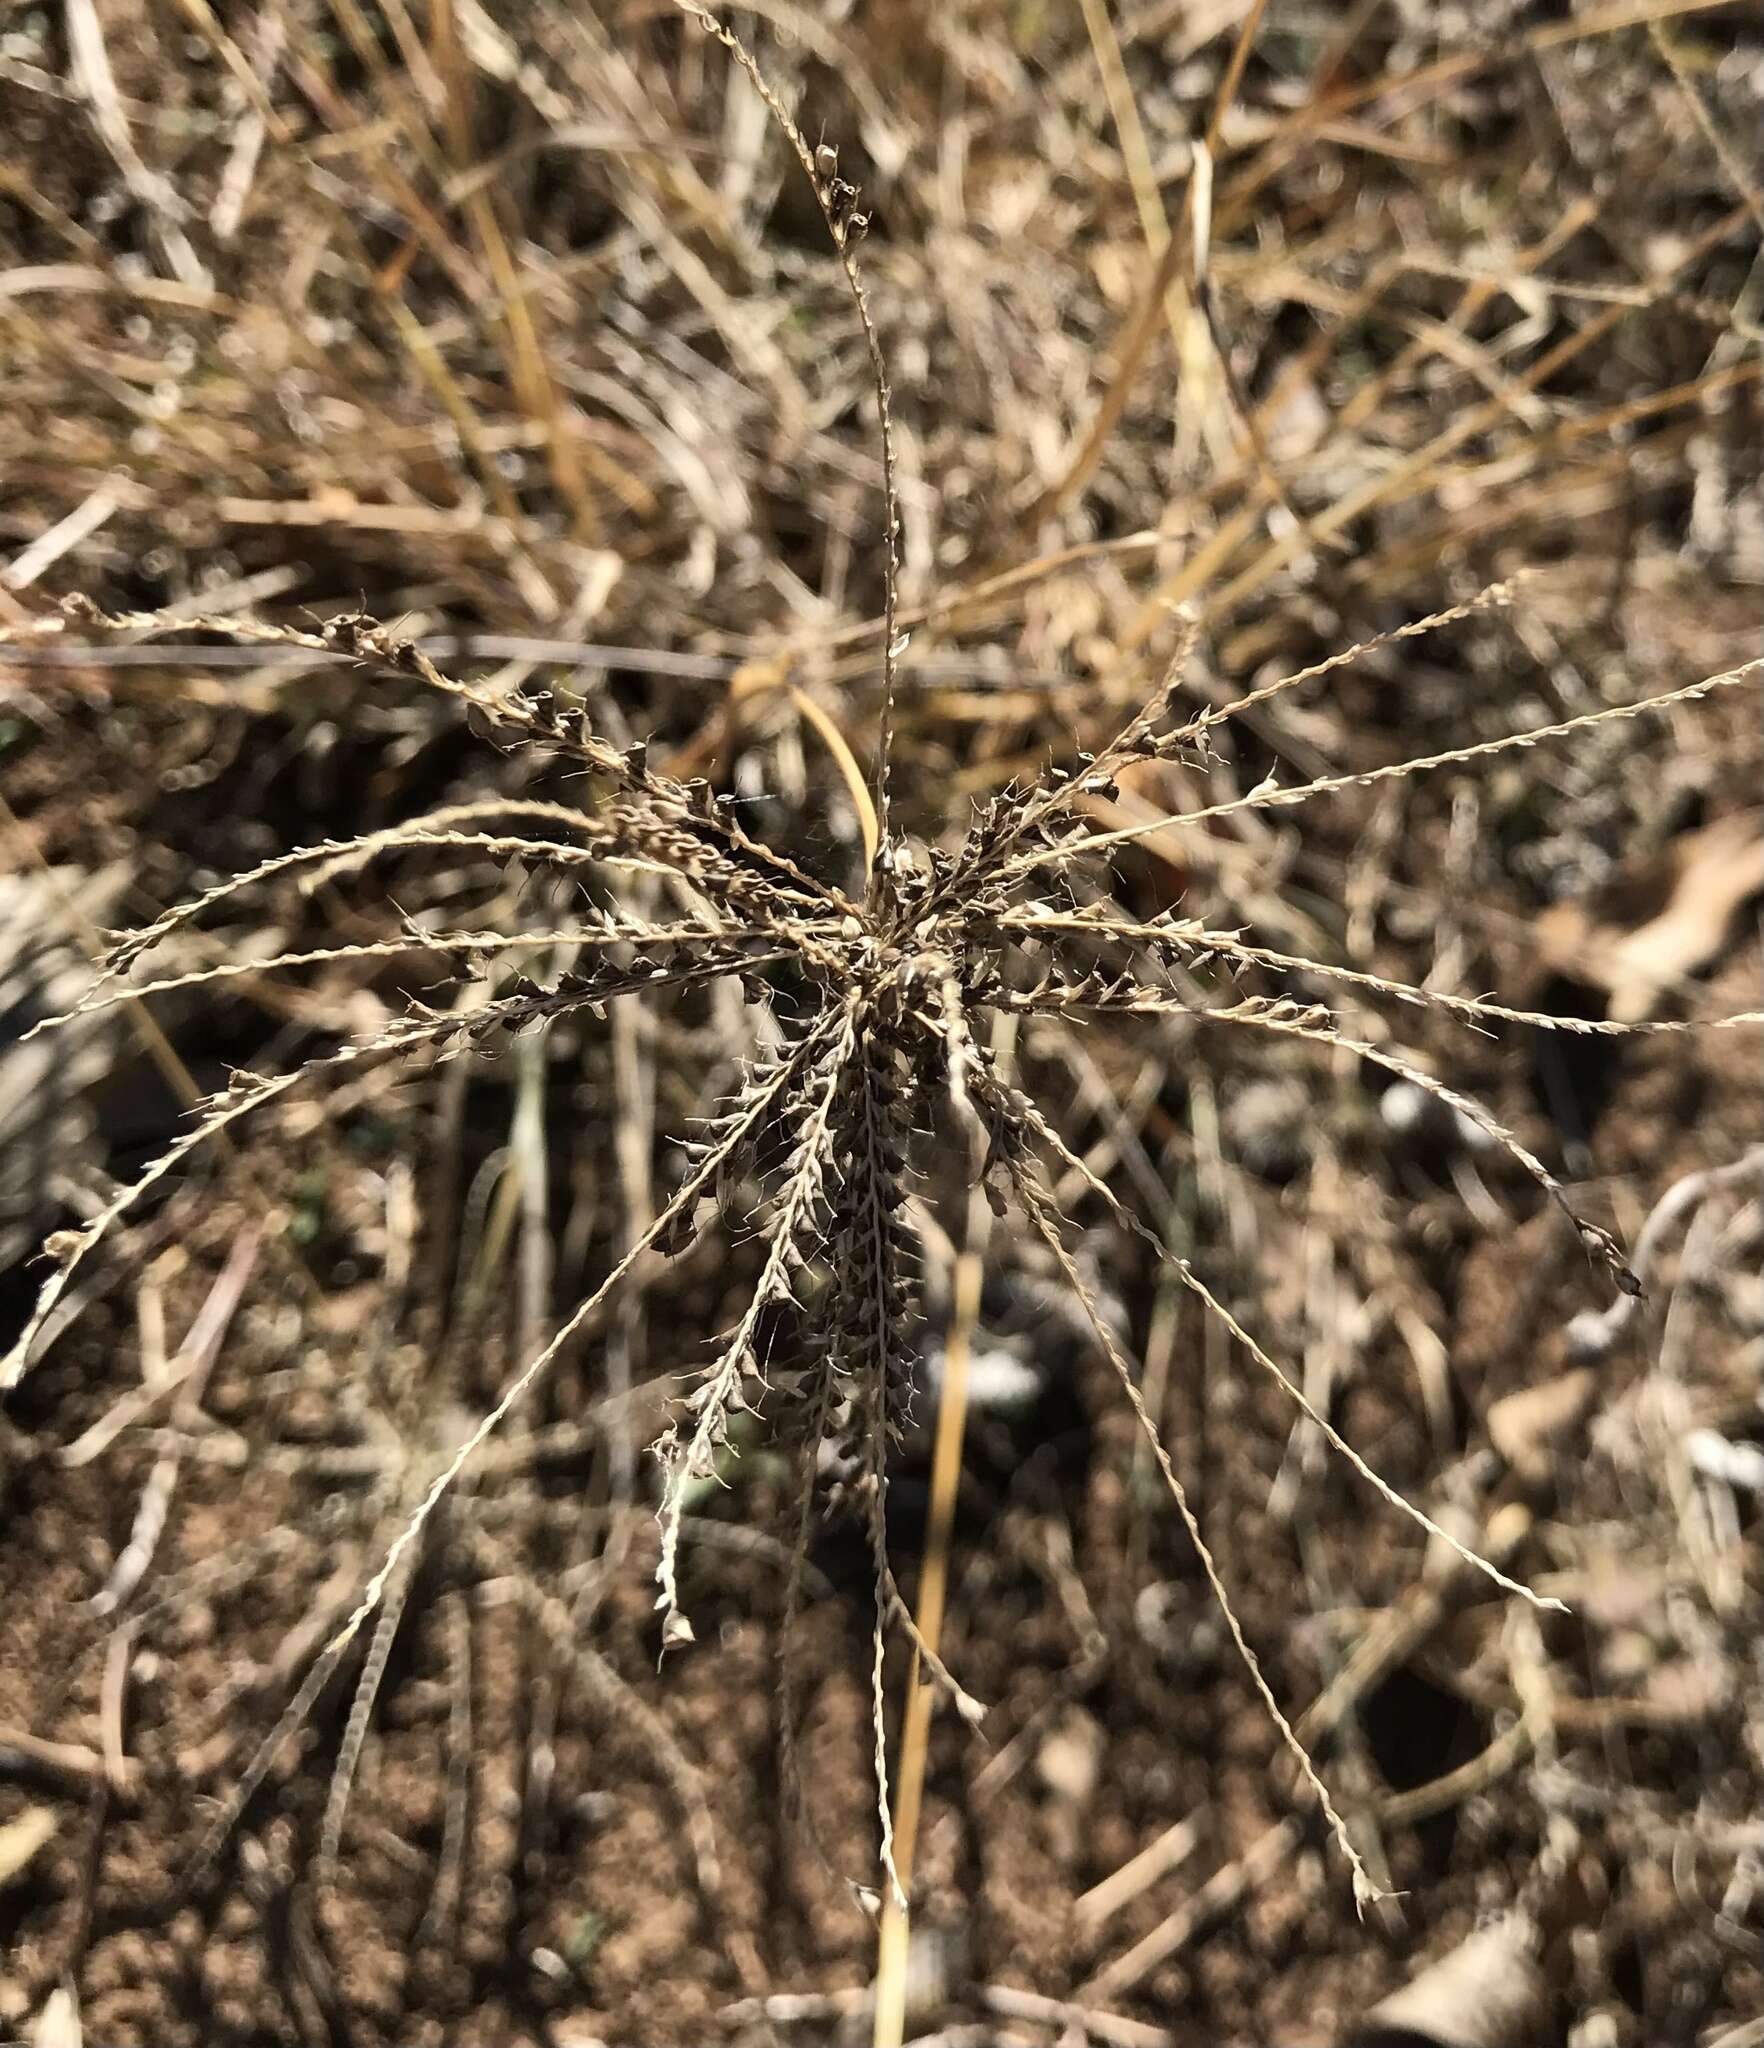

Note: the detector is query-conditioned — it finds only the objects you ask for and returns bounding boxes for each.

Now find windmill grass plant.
[2,3,1762,2030]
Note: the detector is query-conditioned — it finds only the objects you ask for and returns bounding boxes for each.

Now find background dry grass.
[1,1,1762,2044]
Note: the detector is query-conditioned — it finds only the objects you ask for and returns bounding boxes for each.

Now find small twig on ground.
[1074,1815,1202,1935]
[0,1729,115,1795]
[981,1984,1180,2048]
[1080,1818,1303,2002]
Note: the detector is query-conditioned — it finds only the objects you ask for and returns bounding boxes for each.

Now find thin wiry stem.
[27,921,779,1040]
[668,3,901,895]
[3,1025,424,1388]
[998,909,1764,1038]
[1083,603,1203,774]
[871,1598,901,1909]
[4,946,780,1388]
[77,802,679,997]
[967,579,1500,888]
[966,1049,1160,1255]
[1163,579,1521,753]
[1203,996,1638,1294]
[877,1555,986,1725]
[317,1538,420,1878]
[189,1620,357,1875]
[1012,984,1639,1295]
[30,603,852,914]
[329,1016,843,1667]
[991,611,1203,864]
[1000,649,1764,883]
[1171,1262,1563,1611]
[978,1049,1560,1606]
[472,1530,723,1901]
[1005,1150,1381,1908]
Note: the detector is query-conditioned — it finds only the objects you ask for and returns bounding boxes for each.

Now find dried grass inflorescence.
[5,2,1764,1919]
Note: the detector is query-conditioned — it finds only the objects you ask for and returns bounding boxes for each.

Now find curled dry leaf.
[31,1985,81,2048]
[1035,1705,1106,1867]
[1643,1654,1729,1724]
[1485,1367,1600,1484]
[1535,810,1764,1024]
[1348,1913,1548,2048]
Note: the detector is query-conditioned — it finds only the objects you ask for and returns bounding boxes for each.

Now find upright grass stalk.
[873,1178,994,2048]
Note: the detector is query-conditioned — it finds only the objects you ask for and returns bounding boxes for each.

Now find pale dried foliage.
[5,6,1762,1917]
